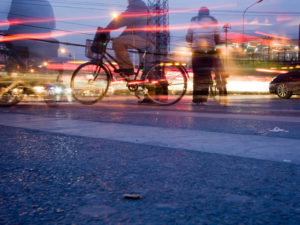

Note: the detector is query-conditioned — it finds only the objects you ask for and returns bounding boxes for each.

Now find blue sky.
[0,0,299,58]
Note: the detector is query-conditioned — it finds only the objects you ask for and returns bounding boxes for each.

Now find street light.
[242,0,263,43]
[59,47,75,60]
[59,48,66,54]
[112,12,119,19]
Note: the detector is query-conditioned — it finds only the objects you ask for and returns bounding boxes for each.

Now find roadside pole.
[298,24,300,63]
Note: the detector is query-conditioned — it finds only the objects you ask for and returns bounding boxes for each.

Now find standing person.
[105,0,154,76]
[186,7,220,105]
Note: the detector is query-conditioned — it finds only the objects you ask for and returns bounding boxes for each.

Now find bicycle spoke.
[144,64,187,105]
[71,62,110,105]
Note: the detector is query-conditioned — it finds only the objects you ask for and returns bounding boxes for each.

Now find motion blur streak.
[256,68,288,74]
[0,22,285,43]
[0,4,236,28]
[46,63,78,71]
[0,15,108,28]
[255,31,291,40]
[0,28,259,44]
[0,32,68,42]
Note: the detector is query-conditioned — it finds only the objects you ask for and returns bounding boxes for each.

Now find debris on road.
[123,194,142,200]
[269,127,289,133]
[255,126,289,135]
[283,159,292,163]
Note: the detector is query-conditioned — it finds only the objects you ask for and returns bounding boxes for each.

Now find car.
[269,69,300,99]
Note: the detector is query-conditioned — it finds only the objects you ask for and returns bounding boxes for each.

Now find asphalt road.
[0,95,300,224]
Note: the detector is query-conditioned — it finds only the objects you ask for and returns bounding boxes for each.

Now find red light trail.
[255,31,290,40]
[0,3,236,29]
[0,31,74,42]
[256,68,288,74]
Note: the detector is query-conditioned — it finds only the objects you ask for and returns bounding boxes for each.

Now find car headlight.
[54,86,63,94]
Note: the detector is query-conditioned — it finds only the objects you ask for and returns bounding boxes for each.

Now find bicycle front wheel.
[144,63,187,105]
[71,62,110,105]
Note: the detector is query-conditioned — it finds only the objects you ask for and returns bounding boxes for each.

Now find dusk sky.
[0,0,299,58]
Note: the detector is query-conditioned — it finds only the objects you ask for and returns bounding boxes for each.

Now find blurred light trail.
[226,76,272,93]
[222,32,259,43]
[0,30,88,42]
[0,4,236,29]
[255,31,290,40]
[227,80,270,93]
[0,16,108,28]
[0,20,278,43]
[46,62,80,71]
[287,20,300,26]
[256,68,288,74]
[0,26,258,43]
[276,15,292,22]
[168,3,237,14]
[0,32,70,42]
[47,63,273,94]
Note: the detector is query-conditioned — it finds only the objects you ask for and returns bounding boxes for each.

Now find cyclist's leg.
[112,35,134,73]
[114,35,152,69]
[120,37,155,103]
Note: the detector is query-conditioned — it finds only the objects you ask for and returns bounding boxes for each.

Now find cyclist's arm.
[186,22,194,46]
[106,9,135,31]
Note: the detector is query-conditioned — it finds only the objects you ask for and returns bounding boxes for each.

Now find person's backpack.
[91,27,110,54]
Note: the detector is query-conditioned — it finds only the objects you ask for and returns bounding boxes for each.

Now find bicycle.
[71,31,188,106]
[0,41,64,107]
[208,69,229,106]
[209,71,228,97]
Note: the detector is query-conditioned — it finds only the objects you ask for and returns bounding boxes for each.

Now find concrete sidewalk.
[0,112,300,164]
[0,125,300,225]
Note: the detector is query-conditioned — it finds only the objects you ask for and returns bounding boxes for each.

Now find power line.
[1,1,299,16]
[0,1,125,12]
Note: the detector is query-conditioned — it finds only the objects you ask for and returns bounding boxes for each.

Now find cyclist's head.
[198,7,210,17]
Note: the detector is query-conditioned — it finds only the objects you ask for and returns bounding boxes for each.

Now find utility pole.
[242,0,263,44]
[267,37,271,62]
[148,0,170,62]
[298,24,300,62]
[223,23,231,61]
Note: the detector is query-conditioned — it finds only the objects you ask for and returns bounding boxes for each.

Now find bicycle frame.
[72,38,189,105]
[95,49,144,83]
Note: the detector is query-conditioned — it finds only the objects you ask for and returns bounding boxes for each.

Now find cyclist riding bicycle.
[105,0,154,76]
[71,0,188,106]
[105,0,155,103]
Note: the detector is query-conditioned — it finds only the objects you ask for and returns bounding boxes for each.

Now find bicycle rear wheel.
[71,62,110,105]
[144,63,187,105]
[0,85,24,107]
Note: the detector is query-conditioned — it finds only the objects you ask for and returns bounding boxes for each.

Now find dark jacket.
[186,11,220,52]
[106,0,150,40]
